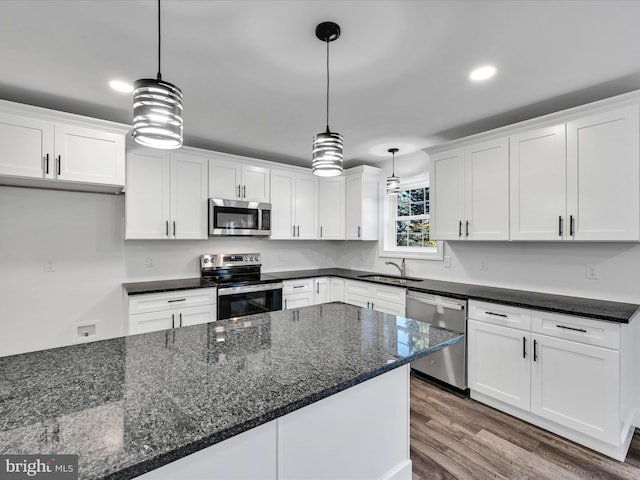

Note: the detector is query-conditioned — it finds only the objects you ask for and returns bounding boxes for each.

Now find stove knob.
[203,258,209,263]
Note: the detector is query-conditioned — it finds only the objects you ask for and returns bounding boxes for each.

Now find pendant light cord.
[325,39,330,131]
[157,0,162,80]
[392,151,396,176]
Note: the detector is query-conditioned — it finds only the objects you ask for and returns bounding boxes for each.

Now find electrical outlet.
[479,258,488,271]
[586,264,599,280]
[44,258,55,272]
[146,256,155,268]
[444,256,451,268]
[77,324,96,338]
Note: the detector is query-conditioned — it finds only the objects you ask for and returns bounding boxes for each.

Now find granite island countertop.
[123,268,640,323]
[0,303,462,480]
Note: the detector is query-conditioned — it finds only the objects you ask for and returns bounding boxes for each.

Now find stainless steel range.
[200,253,283,320]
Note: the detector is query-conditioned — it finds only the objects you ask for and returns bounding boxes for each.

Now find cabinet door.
[284,294,314,310]
[313,277,331,305]
[530,334,620,443]
[510,125,567,240]
[171,153,208,239]
[295,174,318,239]
[270,170,295,239]
[209,158,241,199]
[345,174,363,240]
[54,124,125,185]
[178,305,215,327]
[330,278,345,303]
[241,164,270,202]
[318,177,345,239]
[125,150,171,239]
[465,138,509,240]
[567,106,640,240]
[467,320,531,411]
[430,149,465,240]
[0,113,53,178]
[129,310,175,335]
[343,293,370,309]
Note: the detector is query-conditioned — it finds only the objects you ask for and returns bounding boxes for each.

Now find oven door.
[217,283,283,320]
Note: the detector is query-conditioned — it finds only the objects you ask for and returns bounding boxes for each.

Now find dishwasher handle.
[407,294,465,311]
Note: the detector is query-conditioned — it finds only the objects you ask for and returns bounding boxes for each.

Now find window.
[380,177,442,260]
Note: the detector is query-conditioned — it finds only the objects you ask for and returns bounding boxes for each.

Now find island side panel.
[277,364,411,480]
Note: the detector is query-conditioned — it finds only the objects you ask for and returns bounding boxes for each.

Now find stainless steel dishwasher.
[406,291,467,390]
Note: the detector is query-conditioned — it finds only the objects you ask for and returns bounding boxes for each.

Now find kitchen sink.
[357,274,423,286]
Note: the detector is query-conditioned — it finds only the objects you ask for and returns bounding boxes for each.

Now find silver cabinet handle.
[167,298,186,303]
[292,225,295,237]
[465,220,469,238]
[371,302,374,309]
[165,220,169,237]
[522,337,527,358]
[237,185,241,198]
[172,313,175,329]
[320,226,323,238]
[458,220,462,238]
[316,283,320,294]
[486,311,507,318]
[243,185,246,198]
[367,301,370,308]
[284,299,288,310]
[44,153,49,174]
[173,221,176,237]
[179,313,183,327]
[556,324,587,333]
[533,339,538,362]
[558,215,563,237]
[297,225,300,237]
[569,215,574,237]
[56,155,61,176]
[358,226,361,238]
[293,285,305,289]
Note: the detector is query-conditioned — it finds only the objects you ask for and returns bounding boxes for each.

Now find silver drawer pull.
[168,298,187,303]
[486,311,508,318]
[293,285,305,289]
[556,324,587,333]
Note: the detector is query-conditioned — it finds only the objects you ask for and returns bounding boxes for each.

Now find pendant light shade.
[312,22,343,177]
[386,148,401,195]
[132,0,183,150]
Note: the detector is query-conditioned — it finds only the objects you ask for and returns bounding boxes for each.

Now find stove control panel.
[200,253,261,270]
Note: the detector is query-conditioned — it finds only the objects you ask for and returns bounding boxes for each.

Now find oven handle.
[217,282,283,296]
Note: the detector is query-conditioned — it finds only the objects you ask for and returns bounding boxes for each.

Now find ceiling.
[2,0,640,169]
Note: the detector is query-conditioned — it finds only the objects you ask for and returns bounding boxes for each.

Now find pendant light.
[132,0,183,149]
[312,22,343,177]
[386,148,400,195]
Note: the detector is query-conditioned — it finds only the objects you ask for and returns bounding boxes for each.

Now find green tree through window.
[395,187,436,248]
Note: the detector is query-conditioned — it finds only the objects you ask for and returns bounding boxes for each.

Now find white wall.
[0,186,339,357]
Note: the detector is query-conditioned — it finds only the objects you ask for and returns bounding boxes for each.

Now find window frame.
[379,175,444,261]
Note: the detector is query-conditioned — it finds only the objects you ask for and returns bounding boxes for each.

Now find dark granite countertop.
[122,268,639,323]
[0,303,462,480]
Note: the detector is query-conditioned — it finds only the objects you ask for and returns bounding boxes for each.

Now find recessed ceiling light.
[109,80,133,93]
[469,65,496,82]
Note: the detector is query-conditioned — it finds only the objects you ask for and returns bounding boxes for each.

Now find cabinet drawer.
[531,311,620,349]
[468,300,532,330]
[283,279,313,295]
[370,284,405,305]
[129,288,216,315]
[344,280,371,297]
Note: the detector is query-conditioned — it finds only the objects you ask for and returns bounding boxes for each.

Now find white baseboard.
[380,459,412,480]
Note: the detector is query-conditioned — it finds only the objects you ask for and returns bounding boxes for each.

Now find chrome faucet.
[385,258,406,278]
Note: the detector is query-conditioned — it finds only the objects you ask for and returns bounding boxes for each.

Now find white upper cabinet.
[270,169,318,240]
[125,147,208,240]
[510,125,567,240]
[209,155,270,203]
[566,106,639,241]
[0,101,127,192]
[431,139,509,240]
[345,166,380,240]
[318,176,345,239]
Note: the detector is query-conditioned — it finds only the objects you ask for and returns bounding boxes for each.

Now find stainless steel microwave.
[208,199,271,236]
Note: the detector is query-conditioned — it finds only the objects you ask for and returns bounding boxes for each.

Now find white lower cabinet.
[313,277,331,304]
[139,365,411,480]
[330,277,345,302]
[343,280,406,316]
[468,300,632,461]
[127,288,216,335]
[282,279,314,310]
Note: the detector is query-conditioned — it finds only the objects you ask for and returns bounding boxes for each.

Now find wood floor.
[410,373,640,480]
